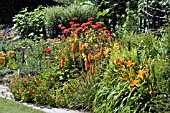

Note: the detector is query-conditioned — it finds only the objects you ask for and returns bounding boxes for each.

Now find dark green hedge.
[0,0,59,25]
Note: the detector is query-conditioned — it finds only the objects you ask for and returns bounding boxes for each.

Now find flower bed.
[0,17,170,112]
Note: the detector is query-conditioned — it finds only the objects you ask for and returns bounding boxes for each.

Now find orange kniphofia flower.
[90,65,94,73]
[85,60,90,70]
[137,69,145,79]
[130,79,139,87]
[79,41,83,51]
[88,54,93,61]
[99,47,103,56]
[60,59,64,68]
[71,43,76,52]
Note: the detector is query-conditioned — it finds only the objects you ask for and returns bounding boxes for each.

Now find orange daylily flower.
[130,79,139,87]
[113,58,119,64]
[119,57,124,63]
[137,69,145,79]
[125,60,134,66]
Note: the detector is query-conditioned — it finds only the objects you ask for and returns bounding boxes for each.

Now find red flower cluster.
[73,17,78,21]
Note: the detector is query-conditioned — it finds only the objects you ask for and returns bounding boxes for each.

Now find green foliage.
[12,6,45,39]
[92,32,170,112]
[44,4,98,36]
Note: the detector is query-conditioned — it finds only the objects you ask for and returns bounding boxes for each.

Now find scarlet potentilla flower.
[91,25,98,29]
[83,26,89,30]
[79,41,83,51]
[88,53,93,61]
[81,23,87,27]
[58,24,62,28]
[61,26,66,30]
[33,94,36,97]
[69,21,74,25]
[72,24,80,27]
[64,29,70,34]
[102,34,108,37]
[72,17,78,21]
[60,59,64,68]
[77,27,83,31]
[71,43,76,52]
[70,33,74,37]
[45,48,51,53]
[60,35,65,40]
[88,17,94,21]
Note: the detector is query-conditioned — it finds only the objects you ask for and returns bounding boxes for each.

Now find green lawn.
[0,97,45,113]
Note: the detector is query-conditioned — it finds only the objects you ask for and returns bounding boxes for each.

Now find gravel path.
[0,85,89,113]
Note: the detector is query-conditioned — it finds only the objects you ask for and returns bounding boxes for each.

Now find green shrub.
[12,6,45,39]
[44,4,98,36]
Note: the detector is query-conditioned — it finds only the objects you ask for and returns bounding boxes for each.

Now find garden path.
[0,85,88,113]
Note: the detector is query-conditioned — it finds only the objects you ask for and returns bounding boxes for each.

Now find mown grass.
[0,97,45,113]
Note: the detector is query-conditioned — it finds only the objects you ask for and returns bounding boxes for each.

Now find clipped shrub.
[44,4,98,37]
[12,6,45,38]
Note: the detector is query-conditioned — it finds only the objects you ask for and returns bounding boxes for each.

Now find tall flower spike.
[60,59,64,68]
[79,41,83,51]
[71,43,76,52]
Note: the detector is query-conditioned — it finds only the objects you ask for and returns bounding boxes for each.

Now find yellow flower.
[84,43,88,48]
[94,44,98,48]
[55,55,58,59]
[40,34,43,37]
[82,53,86,58]
[113,43,119,50]
[89,37,93,42]
[104,47,109,55]
[75,52,80,57]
